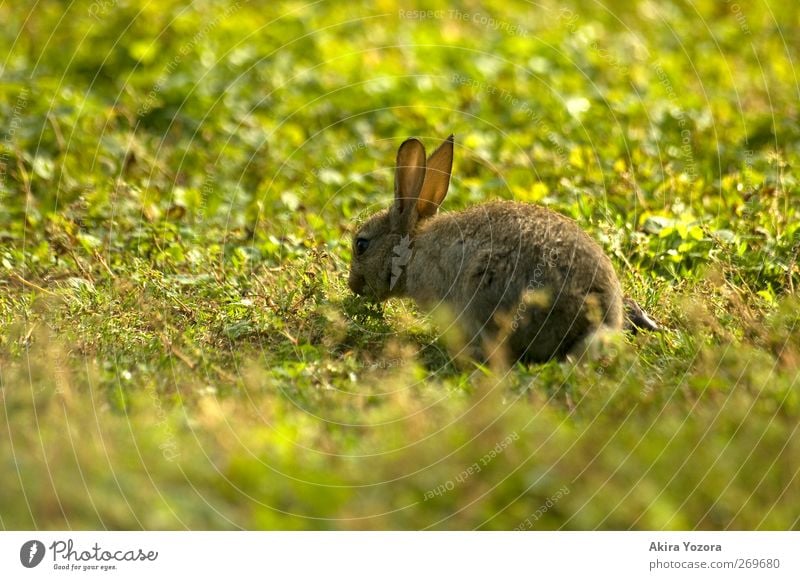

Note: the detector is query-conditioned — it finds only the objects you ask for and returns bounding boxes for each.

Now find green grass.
[1,0,799,530]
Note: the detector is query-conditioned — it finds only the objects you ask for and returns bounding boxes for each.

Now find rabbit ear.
[391,138,427,230]
[416,135,454,219]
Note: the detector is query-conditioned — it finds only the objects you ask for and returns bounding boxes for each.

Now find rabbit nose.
[349,272,364,295]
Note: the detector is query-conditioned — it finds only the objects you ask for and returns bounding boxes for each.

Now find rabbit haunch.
[349,136,654,362]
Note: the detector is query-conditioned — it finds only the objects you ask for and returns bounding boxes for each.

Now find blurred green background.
[0,0,798,529]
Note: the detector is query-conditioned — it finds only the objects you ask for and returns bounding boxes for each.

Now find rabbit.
[348,135,657,363]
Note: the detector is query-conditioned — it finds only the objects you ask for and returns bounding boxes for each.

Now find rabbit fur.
[349,135,653,362]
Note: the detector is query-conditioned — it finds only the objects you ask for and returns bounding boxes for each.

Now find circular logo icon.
[20,540,46,568]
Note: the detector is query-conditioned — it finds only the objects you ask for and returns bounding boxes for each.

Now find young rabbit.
[348,135,656,362]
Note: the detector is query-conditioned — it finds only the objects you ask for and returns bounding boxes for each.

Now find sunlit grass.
[0,0,798,530]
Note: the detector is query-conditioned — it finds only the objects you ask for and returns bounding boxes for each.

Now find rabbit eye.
[355,237,370,256]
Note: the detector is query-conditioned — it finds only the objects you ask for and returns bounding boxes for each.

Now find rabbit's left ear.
[417,135,454,219]
[392,138,427,232]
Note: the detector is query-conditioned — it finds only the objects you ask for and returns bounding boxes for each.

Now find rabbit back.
[406,200,624,361]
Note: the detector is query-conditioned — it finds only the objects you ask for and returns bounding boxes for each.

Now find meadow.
[0,0,798,529]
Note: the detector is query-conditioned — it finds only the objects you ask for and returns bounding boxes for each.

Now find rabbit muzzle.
[348,271,366,296]
[349,268,392,302]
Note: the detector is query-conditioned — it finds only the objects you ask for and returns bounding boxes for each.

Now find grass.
[0,0,799,530]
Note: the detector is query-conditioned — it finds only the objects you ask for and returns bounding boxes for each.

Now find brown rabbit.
[349,135,656,362]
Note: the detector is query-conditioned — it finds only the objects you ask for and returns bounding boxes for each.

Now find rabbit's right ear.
[417,134,454,219]
[391,138,427,232]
